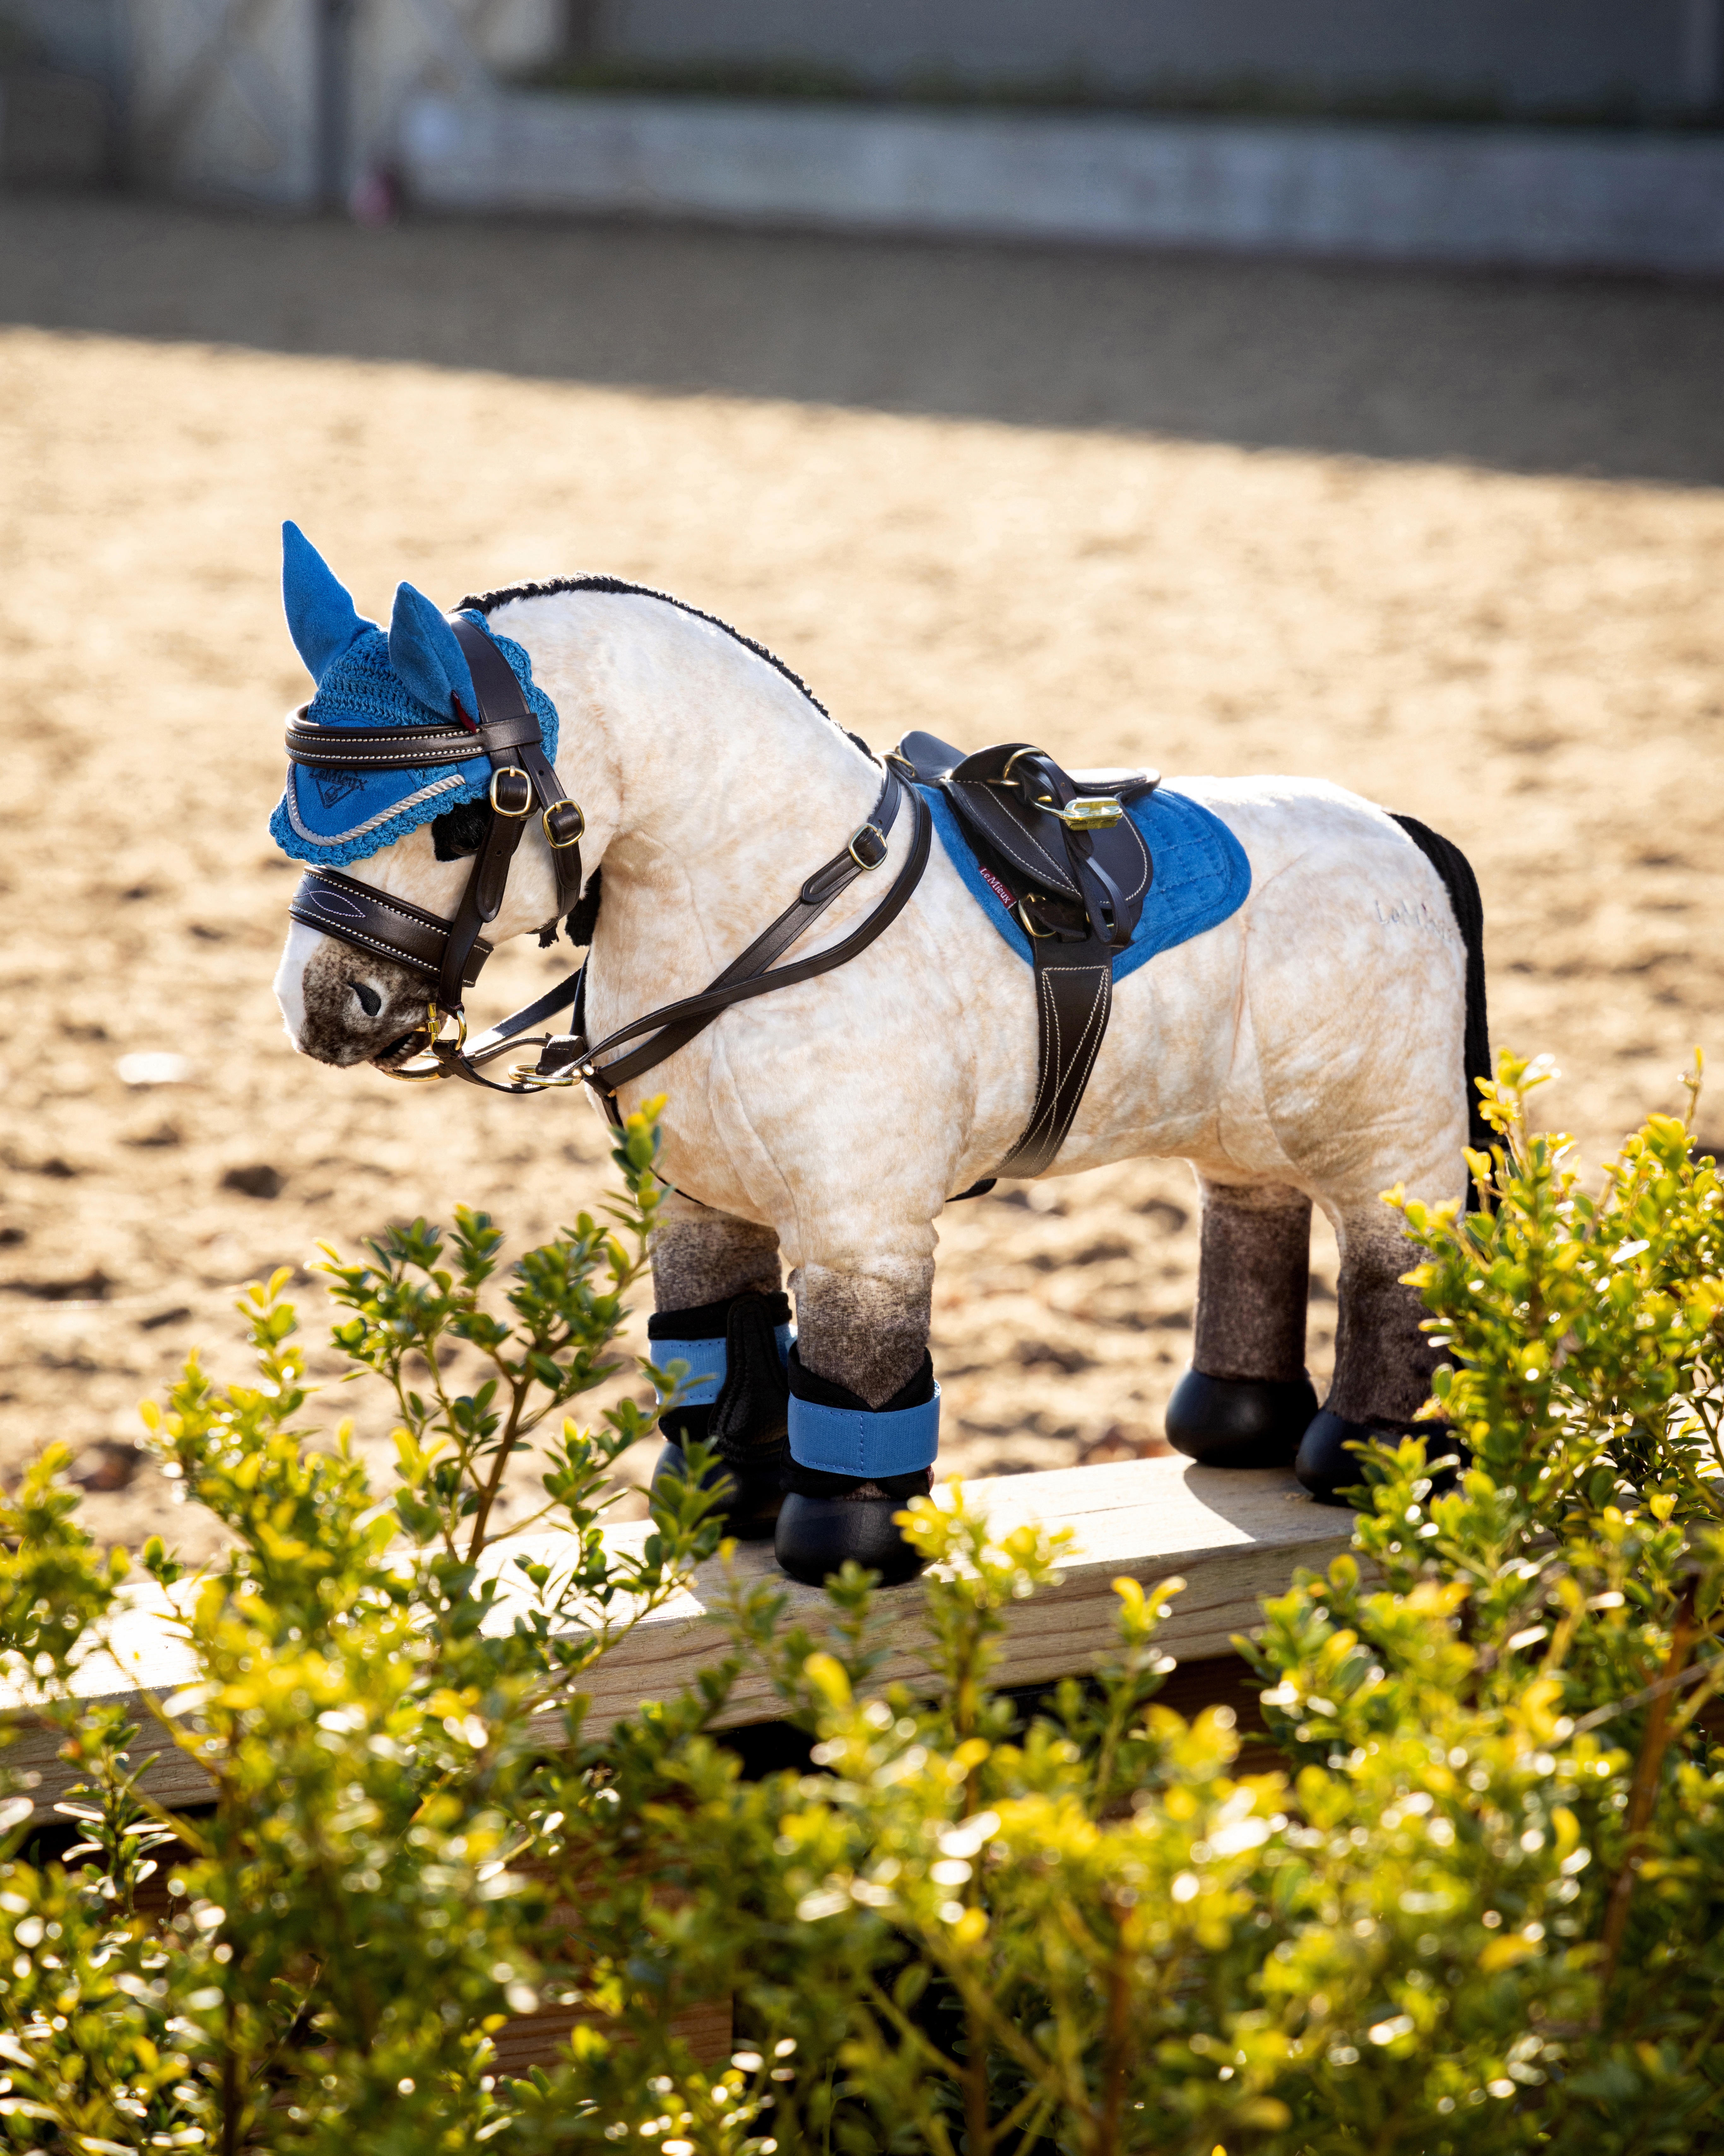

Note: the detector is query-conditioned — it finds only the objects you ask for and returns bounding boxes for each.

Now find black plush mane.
[431,796,492,860]
[458,574,832,720]
[447,577,849,950]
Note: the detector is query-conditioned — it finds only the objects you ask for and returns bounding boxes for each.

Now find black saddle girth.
[891,731,1158,1181]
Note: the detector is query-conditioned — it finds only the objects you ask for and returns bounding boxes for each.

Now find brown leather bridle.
[283,611,930,1110]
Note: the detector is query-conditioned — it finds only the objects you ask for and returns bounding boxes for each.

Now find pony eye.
[351,980,382,1018]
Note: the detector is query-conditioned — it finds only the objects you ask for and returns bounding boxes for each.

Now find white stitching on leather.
[953,781,1073,886]
[306,880,447,931]
[287,913,435,968]
[1120,826,1150,902]
[1025,968,1062,1137]
[1022,965,1109,1162]
[1058,970,1112,1119]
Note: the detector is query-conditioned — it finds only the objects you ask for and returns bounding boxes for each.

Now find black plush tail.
[1390,814,1491,1201]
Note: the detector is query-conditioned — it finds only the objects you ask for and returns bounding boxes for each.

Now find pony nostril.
[352,980,382,1018]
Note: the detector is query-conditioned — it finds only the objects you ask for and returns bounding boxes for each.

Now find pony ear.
[281,521,370,680]
[388,581,478,719]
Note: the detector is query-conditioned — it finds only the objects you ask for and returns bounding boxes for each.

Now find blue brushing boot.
[648,1290,794,1539]
[773,1349,938,1587]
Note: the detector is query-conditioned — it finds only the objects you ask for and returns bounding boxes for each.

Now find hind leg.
[1294,1210,1443,1505]
[647,1195,791,1539]
[1165,1177,1320,1469]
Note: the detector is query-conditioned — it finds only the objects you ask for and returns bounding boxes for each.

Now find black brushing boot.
[1165,1367,1320,1470]
[649,1290,793,1539]
[774,1349,936,1588]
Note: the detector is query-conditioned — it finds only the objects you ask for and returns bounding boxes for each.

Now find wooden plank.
[1,1459,1348,1816]
[490,1996,732,2078]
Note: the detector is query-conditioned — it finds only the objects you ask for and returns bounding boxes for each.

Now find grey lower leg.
[1327,1218,1440,1427]
[792,1260,933,1409]
[650,1198,781,1313]
[1193,1178,1311,1383]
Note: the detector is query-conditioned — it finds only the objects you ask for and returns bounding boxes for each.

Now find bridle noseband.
[283,611,932,1112]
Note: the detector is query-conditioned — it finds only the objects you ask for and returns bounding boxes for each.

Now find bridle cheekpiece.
[285,613,587,1087]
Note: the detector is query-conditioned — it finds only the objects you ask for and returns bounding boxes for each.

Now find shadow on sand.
[3,192,1723,485]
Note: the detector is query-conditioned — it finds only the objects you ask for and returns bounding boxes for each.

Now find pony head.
[269,524,564,1065]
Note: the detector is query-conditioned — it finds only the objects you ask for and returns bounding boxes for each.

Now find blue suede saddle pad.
[918,783,1250,979]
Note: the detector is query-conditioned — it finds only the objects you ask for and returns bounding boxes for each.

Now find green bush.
[2,1058,1723,2154]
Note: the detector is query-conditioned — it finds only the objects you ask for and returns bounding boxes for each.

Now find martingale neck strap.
[519,768,929,1111]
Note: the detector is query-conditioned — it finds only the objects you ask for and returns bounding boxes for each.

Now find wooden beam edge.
[2,1460,1351,1816]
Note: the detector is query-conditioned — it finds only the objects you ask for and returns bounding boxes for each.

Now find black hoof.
[651,1442,782,1541]
[1293,1411,1376,1506]
[1165,1368,1320,1470]
[774,1492,926,1587]
[1294,1416,1469,1506]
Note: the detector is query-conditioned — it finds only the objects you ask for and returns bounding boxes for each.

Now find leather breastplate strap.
[892,732,1156,1182]
[517,771,930,1112]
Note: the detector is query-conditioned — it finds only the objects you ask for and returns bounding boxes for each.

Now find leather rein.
[284,612,931,1115]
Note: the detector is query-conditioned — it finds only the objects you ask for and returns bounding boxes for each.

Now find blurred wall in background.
[592,0,1724,122]
[0,0,558,200]
[0,0,1717,248]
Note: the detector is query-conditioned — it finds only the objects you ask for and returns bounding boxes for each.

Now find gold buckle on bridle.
[379,1002,468,1082]
[489,767,532,816]
[848,823,887,871]
[542,800,585,849]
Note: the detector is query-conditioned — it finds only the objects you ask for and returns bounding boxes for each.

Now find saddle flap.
[945,775,1095,903]
[892,732,1153,940]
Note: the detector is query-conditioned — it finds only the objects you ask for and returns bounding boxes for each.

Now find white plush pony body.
[276,579,1477,1575]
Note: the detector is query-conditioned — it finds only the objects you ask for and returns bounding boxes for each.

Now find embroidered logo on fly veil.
[314,767,366,810]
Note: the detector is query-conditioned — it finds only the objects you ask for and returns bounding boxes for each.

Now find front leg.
[647,1193,790,1540]
[776,1247,938,1588]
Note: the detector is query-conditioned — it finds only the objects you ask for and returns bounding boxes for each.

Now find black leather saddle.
[890,731,1159,1180]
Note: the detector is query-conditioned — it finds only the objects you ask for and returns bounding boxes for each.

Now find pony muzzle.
[377,1001,466,1081]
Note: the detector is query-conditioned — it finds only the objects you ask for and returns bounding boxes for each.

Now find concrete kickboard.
[399,94,1724,276]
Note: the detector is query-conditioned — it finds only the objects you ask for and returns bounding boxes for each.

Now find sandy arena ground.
[1,194,1722,1560]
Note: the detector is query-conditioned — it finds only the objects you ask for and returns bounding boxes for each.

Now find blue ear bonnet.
[268,527,559,868]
